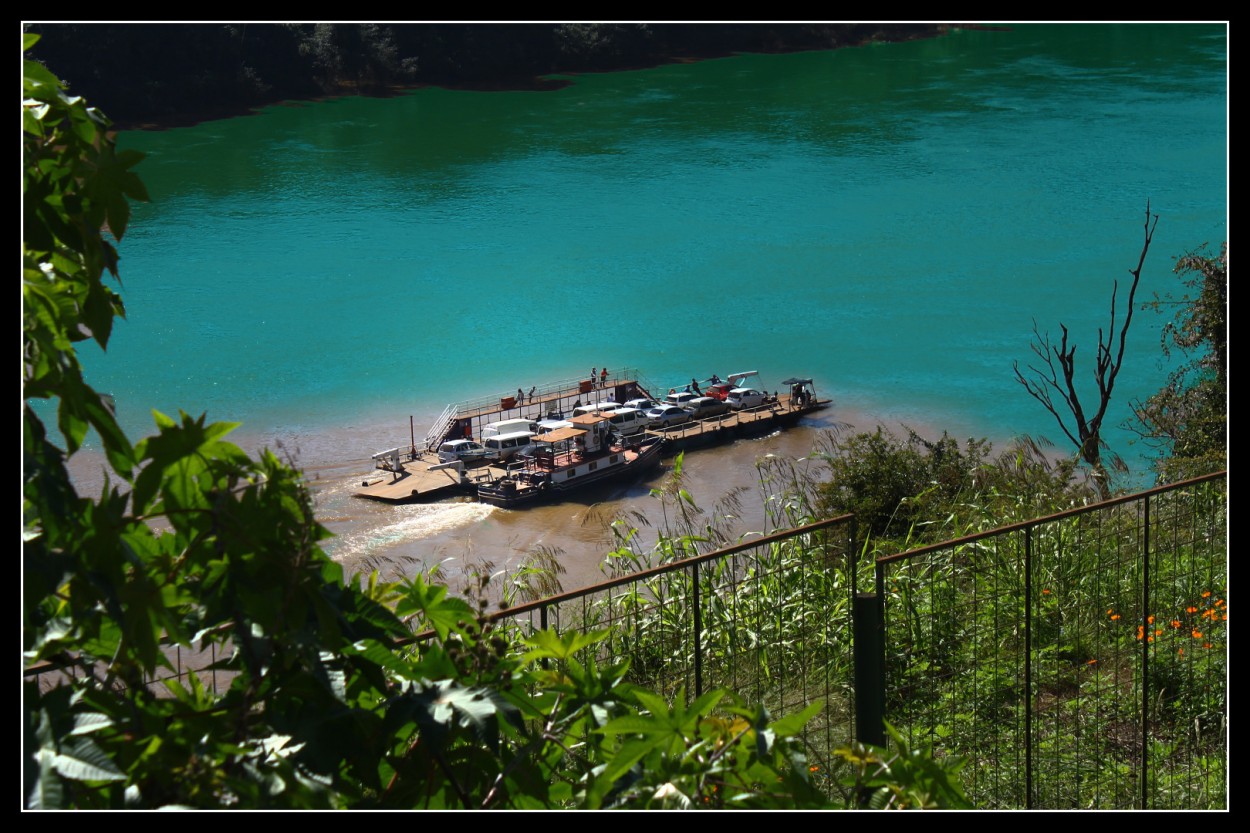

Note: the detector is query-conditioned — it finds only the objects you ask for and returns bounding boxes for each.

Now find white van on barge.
[481,431,535,462]
[481,418,539,439]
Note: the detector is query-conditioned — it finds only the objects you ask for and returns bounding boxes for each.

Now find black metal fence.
[490,472,1226,808]
[489,515,863,787]
[873,472,1227,809]
[27,473,1226,808]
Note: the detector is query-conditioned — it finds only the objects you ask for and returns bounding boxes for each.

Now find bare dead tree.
[1013,202,1158,499]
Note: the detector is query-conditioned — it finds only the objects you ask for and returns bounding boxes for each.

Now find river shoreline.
[31,23,961,133]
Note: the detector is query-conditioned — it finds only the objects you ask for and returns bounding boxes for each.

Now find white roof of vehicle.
[534,427,588,444]
[485,431,534,442]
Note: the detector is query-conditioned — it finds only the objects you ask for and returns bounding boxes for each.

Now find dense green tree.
[814,428,1093,545]
[1129,243,1228,482]
[292,22,411,92]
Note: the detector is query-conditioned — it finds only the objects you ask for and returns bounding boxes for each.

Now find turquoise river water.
[63,24,1227,591]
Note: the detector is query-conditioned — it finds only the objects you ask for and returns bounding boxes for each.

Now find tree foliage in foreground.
[26,34,975,811]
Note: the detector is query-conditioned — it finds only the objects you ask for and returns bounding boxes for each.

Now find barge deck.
[353,370,828,504]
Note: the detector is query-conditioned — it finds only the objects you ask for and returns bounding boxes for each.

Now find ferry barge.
[354,368,827,505]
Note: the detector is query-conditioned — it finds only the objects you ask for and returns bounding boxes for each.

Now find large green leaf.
[762,700,823,737]
[68,712,114,736]
[26,748,63,809]
[22,60,62,100]
[596,735,665,785]
[394,576,476,640]
[53,737,126,782]
[521,628,609,663]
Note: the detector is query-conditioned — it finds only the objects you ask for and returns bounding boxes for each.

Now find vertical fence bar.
[1024,525,1033,810]
[540,603,549,671]
[692,560,703,698]
[1140,493,1151,809]
[850,517,859,599]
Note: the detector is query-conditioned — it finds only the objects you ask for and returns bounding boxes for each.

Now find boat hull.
[477,437,665,509]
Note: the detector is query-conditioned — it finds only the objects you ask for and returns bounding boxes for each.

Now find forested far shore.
[24,22,953,129]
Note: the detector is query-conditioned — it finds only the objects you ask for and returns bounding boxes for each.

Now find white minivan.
[572,402,620,418]
[481,418,539,439]
[482,431,535,462]
[536,418,573,434]
[606,407,650,436]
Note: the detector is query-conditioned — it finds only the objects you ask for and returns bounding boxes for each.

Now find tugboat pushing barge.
[354,368,826,507]
[476,413,665,508]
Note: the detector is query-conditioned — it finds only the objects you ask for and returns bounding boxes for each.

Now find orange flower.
[1171,620,1182,629]
[1087,659,1098,665]
[1202,591,1212,598]
[1187,606,1199,614]
[1222,613,1228,621]
[1192,630,1203,639]
[1178,648,1185,656]
[1107,608,1114,616]
[1155,629,1163,636]
[1111,613,1121,621]
[1136,626,1145,640]
[1203,643,1213,649]
[1042,588,1051,595]
[1147,615,1155,624]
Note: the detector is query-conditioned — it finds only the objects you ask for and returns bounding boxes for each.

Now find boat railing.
[692,412,735,435]
[739,400,781,416]
[423,403,459,452]
[445,368,649,416]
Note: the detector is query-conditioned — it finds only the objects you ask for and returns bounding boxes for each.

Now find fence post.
[1024,525,1033,810]
[1140,493,1151,809]
[692,561,702,698]
[853,591,885,749]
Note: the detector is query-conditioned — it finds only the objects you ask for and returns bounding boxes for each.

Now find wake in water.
[326,501,499,582]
